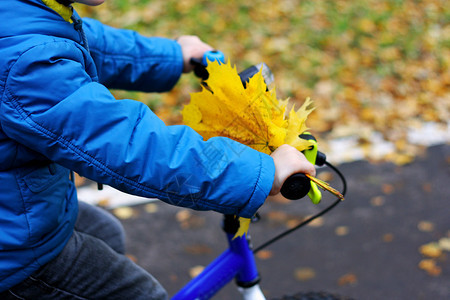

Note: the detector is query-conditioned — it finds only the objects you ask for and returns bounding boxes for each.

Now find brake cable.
[253,160,347,253]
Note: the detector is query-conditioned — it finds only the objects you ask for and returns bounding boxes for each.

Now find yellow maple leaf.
[182,60,315,154]
[232,217,251,240]
[182,60,318,239]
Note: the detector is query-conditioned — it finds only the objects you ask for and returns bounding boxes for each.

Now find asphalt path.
[119,144,450,300]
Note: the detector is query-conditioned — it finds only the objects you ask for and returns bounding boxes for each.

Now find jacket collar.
[41,0,73,23]
[0,1,79,42]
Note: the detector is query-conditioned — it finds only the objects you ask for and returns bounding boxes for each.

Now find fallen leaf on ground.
[419,243,443,258]
[294,267,316,281]
[383,233,394,242]
[370,196,385,207]
[418,259,442,276]
[286,218,304,229]
[175,209,191,222]
[256,250,273,260]
[176,211,205,230]
[382,183,394,194]
[189,265,205,278]
[144,203,158,213]
[417,221,435,232]
[306,216,324,227]
[338,273,358,286]
[335,226,349,236]
[112,207,135,219]
[97,198,110,208]
[422,182,433,193]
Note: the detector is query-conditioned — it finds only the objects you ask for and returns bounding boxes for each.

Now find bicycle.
[167,52,349,300]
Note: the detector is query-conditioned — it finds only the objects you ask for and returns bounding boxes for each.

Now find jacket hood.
[0,0,79,42]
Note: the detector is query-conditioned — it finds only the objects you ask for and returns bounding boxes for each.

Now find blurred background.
[73,1,449,299]
[76,0,449,165]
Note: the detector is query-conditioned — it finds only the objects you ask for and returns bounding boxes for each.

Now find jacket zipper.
[71,14,89,51]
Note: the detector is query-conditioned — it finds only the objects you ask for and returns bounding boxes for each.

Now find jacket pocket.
[23,163,68,193]
[19,163,72,246]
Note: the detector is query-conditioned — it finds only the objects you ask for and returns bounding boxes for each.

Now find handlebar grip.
[280,173,311,200]
[202,50,225,66]
[191,50,225,80]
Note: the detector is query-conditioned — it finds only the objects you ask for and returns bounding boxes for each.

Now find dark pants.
[1,201,168,299]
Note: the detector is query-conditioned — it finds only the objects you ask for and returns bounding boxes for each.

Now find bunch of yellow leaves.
[182,60,340,240]
[182,60,315,155]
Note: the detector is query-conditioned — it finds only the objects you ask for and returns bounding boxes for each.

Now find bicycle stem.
[172,215,261,300]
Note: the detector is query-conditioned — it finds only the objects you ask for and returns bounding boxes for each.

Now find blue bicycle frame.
[172,215,263,300]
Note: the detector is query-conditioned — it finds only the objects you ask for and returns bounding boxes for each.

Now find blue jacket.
[0,0,275,291]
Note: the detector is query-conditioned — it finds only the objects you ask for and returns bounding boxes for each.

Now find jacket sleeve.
[1,40,275,218]
[82,18,183,93]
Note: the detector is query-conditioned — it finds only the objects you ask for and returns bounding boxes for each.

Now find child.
[0,0,315,298]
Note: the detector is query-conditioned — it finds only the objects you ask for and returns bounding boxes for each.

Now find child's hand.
[269,144,316,196]
[176,35,213,73]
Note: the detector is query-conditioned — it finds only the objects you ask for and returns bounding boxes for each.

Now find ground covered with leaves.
[76,0,449,164]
